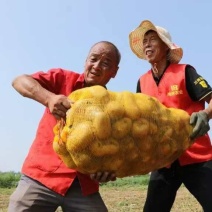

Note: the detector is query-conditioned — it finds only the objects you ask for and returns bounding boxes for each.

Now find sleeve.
[31,68,65,94]
[185,65,212,101]
[136,79,141,93]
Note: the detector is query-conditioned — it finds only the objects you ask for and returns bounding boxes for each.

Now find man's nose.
[93,61,101,70]
[144,40,151,47]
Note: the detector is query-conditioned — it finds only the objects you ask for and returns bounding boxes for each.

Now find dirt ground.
[0,186,203,212]
[100,185,203,212]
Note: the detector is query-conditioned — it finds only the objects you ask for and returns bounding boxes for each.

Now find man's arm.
[203,93,212,119]
[12,74,55,107]
[12,74,71,119]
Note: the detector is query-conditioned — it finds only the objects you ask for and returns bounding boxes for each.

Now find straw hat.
[129,20,183,64]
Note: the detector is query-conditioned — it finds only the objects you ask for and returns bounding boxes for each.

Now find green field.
[0,176,203,212]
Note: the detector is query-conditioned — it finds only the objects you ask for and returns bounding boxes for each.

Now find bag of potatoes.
[53,85,193,177]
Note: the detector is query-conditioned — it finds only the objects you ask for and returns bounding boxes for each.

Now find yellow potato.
[53,85,194,177]
[122,91,141,120]
[66,121,94,152]
[112,117,132,139]
[104,100,125,121]
[90,138,119,157]
[93,111,111,140]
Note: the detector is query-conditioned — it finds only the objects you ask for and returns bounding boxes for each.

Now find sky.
[1,0,212,172]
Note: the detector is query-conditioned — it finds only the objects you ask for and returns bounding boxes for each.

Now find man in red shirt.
[129,20,212,212]
[8,41,121,212]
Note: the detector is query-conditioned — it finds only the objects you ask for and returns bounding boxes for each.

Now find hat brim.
[129,20,183,64]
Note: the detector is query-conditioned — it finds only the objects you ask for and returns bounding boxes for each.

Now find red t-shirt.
[21,68,99,196]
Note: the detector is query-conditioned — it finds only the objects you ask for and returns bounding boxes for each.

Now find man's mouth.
[146,50,153,56]
[90,71,100,77]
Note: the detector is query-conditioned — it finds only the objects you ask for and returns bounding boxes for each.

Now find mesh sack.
[53,85,194,177]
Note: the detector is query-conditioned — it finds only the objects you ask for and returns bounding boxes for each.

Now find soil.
[100,186,203,212]
[0,186,203,212]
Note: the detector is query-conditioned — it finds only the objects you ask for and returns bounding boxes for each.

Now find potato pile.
[53,85,194,177]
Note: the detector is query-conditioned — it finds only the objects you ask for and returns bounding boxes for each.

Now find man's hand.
[48,94,72,120]
[190,111,210,140]
[90,172,116,183]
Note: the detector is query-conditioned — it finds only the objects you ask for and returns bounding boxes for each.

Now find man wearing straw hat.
[129,20,212,212]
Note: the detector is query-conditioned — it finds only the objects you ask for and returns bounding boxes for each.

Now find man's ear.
[112,66,119,78]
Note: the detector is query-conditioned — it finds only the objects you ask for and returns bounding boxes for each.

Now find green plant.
[0,172,21,188]
[100,175,150,187]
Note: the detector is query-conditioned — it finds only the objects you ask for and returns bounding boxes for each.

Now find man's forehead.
[89,52,113,62]
[90,43,113,53]
[89,46,114,59]
[144,30,157,37]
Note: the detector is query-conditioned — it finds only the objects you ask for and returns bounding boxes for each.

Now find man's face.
[142,31,169,64]
[84,43,119,86]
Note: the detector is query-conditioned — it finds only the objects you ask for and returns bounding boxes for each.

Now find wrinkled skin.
[143,30,169,65]
[84,42,119,87]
